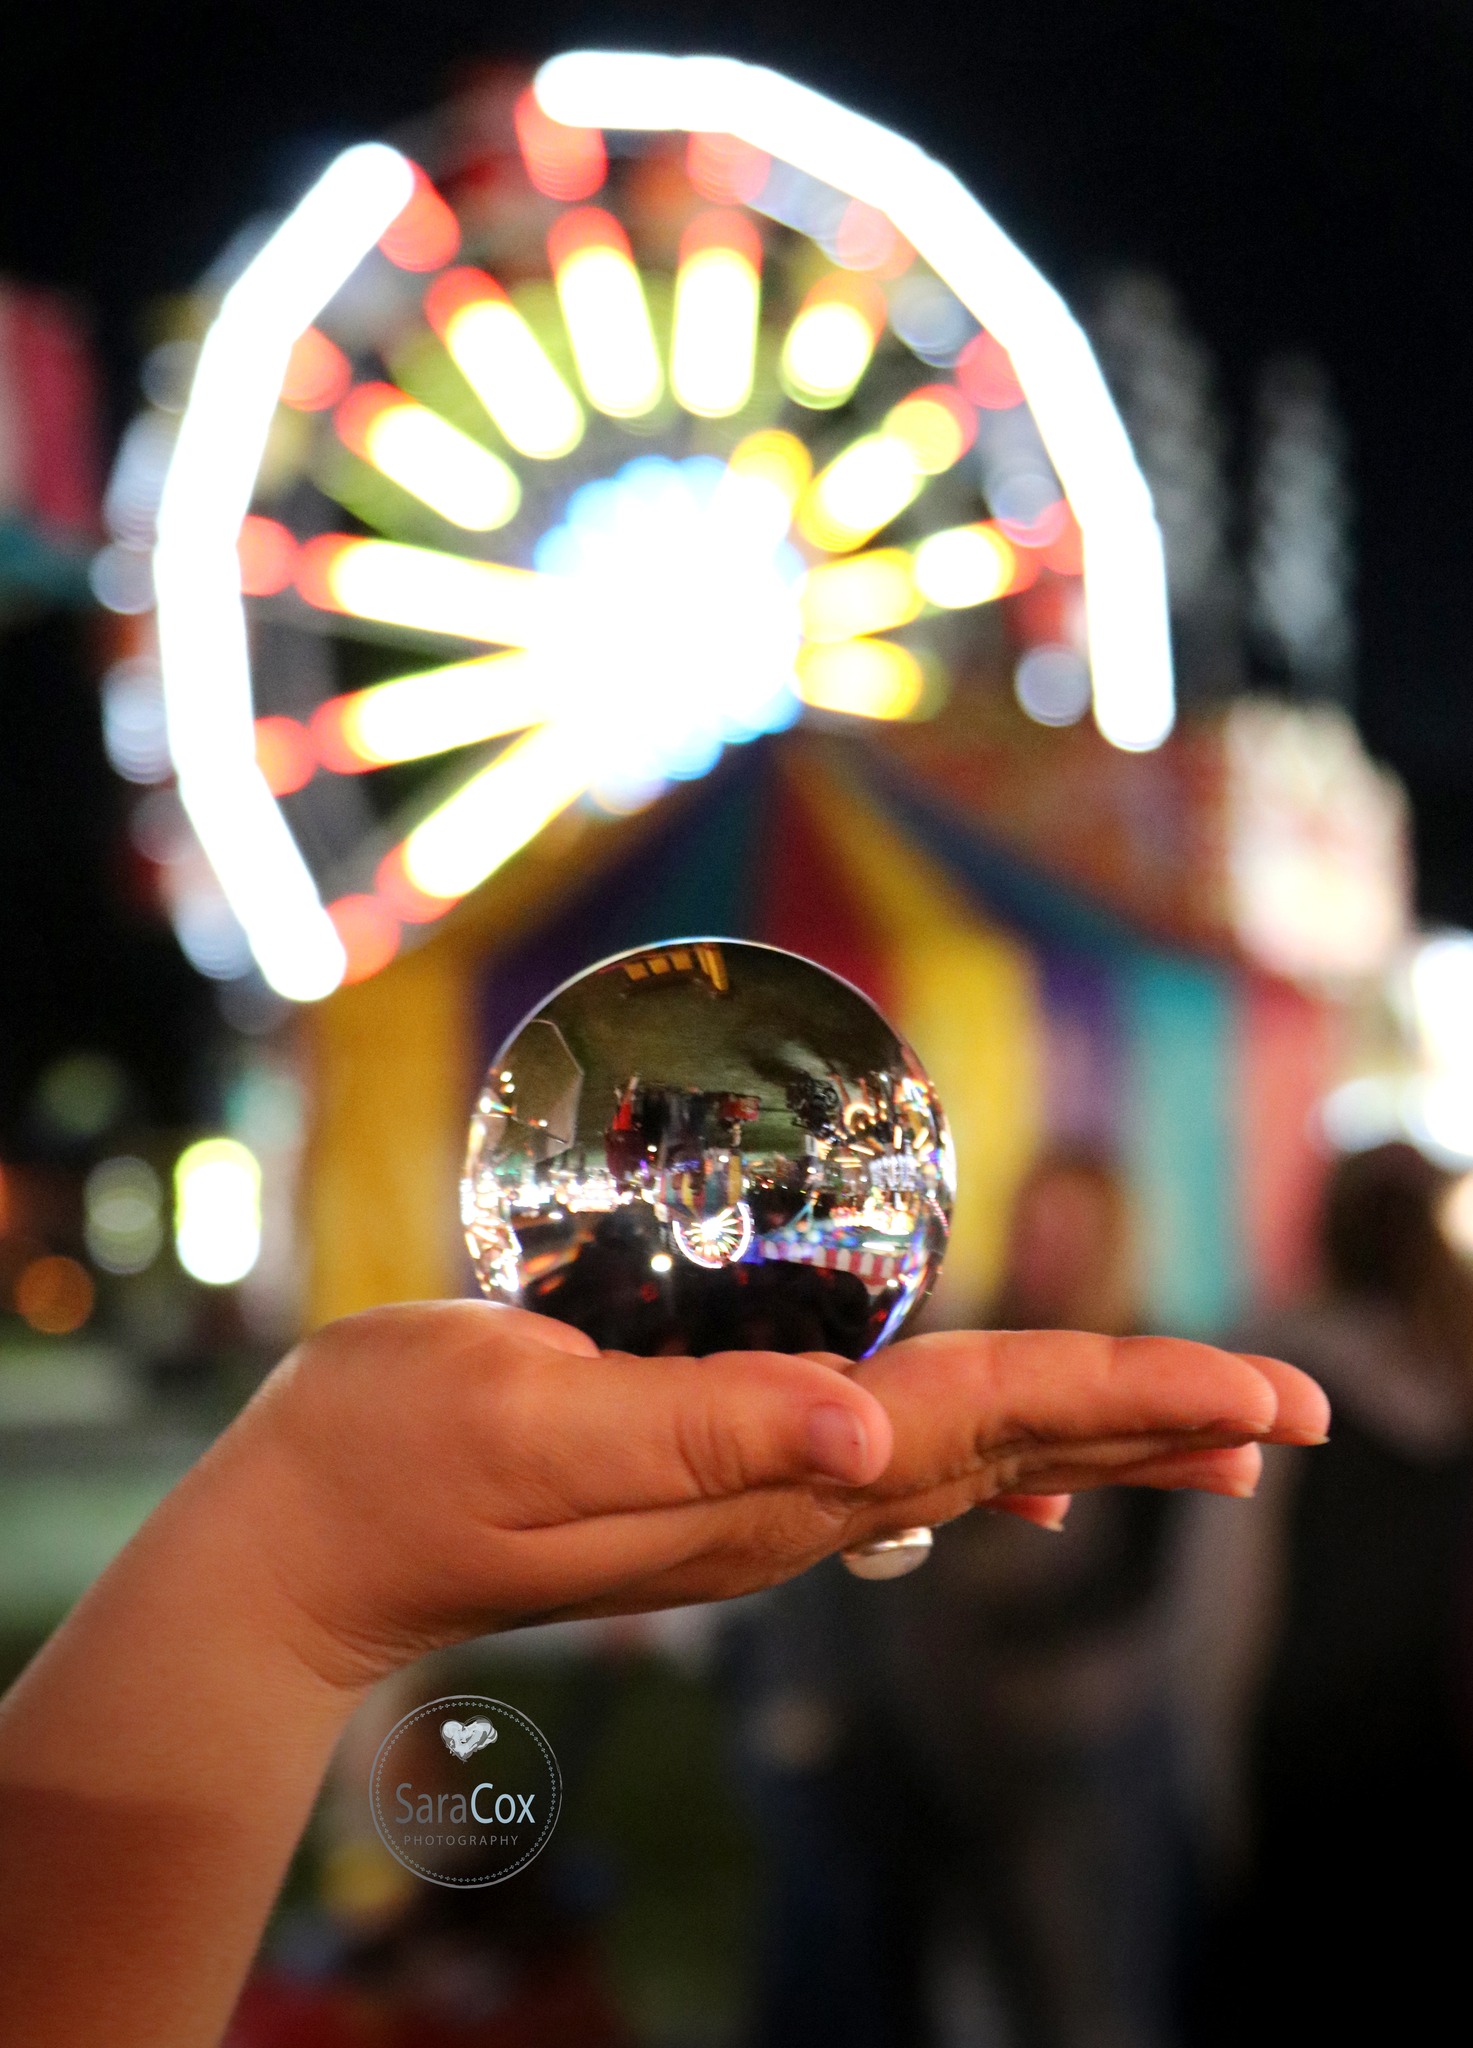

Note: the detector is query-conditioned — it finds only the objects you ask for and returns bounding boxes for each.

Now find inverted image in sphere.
[462,939,953,1357]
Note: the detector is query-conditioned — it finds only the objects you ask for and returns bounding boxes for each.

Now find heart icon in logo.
[441,1717,497,1762]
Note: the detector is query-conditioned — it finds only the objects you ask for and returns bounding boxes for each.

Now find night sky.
[2,1,1471,1129]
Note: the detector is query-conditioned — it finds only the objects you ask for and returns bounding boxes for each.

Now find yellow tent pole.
[793,747,1044,1319]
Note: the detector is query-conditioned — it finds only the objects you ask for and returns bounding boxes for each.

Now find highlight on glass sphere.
[462,938,953,1359]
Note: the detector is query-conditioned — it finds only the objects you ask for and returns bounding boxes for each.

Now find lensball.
[463,938,953,1362]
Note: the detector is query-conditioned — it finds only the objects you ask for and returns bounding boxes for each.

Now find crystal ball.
[462,939,954,1358]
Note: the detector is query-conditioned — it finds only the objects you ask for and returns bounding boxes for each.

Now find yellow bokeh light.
[671,247,761,418]
[912,523,1018,607]
[781,300,876,408]
[798,435,923,553]
[885,391,972,475]
[440,297,585,461]
[401,721,594,901]
[358,400,521,531]
[555,246,664,418]
[795,638,925,720]
[800,550,921,643]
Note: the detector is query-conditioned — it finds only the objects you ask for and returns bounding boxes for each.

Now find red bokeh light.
[686,132,770,205]
[678,209,764,269]
[237,515,297,596]
[280,326,352,412]
[378,164,461,273]
[956,331,1025,410]
[514,87,607,201]
[327,894,401,983]
[254,716,316,796]
[423,267,506,337]
[547,206,633,271]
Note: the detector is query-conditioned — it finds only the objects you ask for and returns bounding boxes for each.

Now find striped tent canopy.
[306,690,1406,1339]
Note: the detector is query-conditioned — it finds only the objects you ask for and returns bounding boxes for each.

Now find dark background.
[2,0,1468,1126]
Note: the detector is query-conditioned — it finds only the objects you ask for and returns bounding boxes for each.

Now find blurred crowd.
[222,1139,1473,2048]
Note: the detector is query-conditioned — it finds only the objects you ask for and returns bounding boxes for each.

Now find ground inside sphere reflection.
[462,939,953,1358]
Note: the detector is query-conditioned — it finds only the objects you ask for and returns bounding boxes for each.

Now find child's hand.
[216,1302,1329,1690]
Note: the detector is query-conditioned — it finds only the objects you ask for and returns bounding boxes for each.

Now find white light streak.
[155,142,416,999]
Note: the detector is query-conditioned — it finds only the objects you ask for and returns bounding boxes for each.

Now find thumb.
[486,1344,895,1522]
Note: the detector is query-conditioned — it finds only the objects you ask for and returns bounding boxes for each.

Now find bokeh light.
[84,1156,165,1275]
[173,1138,262,1285]
[15,1256,95,1335]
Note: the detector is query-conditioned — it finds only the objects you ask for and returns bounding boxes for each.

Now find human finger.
[851,1330,1294,1498]
[479,1340,895,1526]
[1235,1353,1329,1443]
[988,1493,1072,1531]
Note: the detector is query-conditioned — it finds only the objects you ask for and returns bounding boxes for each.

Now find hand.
[217,1303,1329,1690]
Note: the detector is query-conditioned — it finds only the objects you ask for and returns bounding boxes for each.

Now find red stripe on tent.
[1236,972,1339,1309]
[756,750,896,1019]
[1,287,100,534]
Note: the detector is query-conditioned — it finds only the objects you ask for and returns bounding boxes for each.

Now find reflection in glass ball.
[463,939,953,1359]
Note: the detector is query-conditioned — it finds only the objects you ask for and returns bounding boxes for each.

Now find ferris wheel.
[109,51,1172,1003]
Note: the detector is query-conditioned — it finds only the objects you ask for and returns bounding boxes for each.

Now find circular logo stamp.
[369,1693,561,1888]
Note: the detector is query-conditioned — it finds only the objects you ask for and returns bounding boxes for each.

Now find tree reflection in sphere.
[463,940,953,1360]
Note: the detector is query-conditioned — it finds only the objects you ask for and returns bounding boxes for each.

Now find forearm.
[0,1437,365,2048]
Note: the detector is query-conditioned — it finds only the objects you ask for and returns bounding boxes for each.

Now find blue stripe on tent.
[1124,952,1243,1337]
[476,746,772,1062]
[855,752,1154,959]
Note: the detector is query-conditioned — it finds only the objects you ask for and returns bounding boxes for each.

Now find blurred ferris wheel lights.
[128,54,1177,1003]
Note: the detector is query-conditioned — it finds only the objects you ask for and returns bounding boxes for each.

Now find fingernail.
[1040,1509,1070,1533]
[806,1403,871,1482]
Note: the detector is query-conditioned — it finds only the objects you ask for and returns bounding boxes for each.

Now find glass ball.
[463,939,954,1359]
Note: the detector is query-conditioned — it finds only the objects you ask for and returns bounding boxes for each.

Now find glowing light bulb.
[336,384,521,531]
[549,209,663,418]
[425,269,584,461]
[280,326,352,411]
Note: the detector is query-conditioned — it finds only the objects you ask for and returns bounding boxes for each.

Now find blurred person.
[0,1300,1326,2047]
[734,1153,1206,2048]
[1180,1142,1473,2044]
